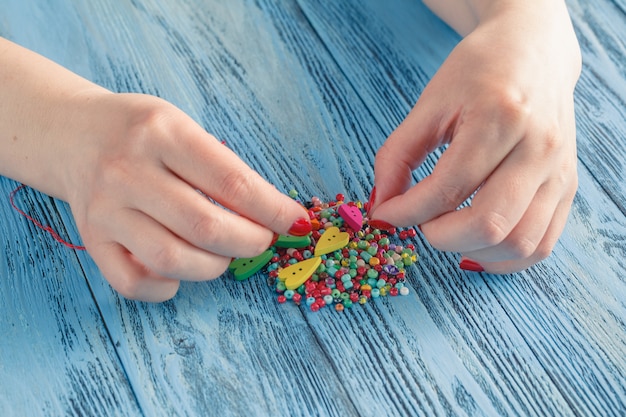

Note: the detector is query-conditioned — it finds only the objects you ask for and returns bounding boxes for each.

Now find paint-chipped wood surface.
[1,0,625,415]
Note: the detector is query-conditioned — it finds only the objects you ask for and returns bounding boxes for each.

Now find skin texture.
[369,0,581,274]
[0,0,582,300]
[0,38,310,302]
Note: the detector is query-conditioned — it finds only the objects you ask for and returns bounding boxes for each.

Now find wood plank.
[2,0,625,416]
[296,0,626,415]
[0,180,141,416]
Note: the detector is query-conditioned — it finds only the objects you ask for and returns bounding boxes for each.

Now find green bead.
[288,189,299,198]
[343,300,353,308]
[276,281,287,291]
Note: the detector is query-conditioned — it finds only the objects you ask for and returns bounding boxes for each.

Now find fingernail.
[369,219,395,231]
[288,217,312,236]
[417,224,422,232]
[366,186,377,216]
[269,232,280,247]
[459,258,484,272]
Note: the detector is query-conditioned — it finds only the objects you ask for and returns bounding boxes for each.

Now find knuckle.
[506,236,539,260]
[189,214,222,243]
[113,273,148,301]
[150,244,184,277]
[437,182,469,210]
[217,168,257,205]
[475,211,511,247]
[492,88,531,126]
[533,242,554,262]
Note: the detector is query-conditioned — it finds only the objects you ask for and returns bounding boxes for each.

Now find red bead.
[312,290,321,298]
[399,231,409,240]
[361,290,371,298]
[269,270,279,278]
[334,270,344,279]
[389,287,399,296]
[356,266,367,276]
[406,244,415,250]
[316,298,326,308]
[292,293,302,304]
[277,295,287,303]
[349,293,359,302]
[408,228,417,238]
[388,227,397,235]
[310,303,321,312]
[374,264,383,272]
[320,287,332,296]
[335,193,345,202]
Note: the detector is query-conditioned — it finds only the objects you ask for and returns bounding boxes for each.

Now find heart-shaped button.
[314,226,350,256]
[338,203,363,231]
[228,249,273,281]
[278,256,322,290]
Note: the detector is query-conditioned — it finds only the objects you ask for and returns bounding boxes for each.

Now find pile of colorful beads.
[229,192,419,312]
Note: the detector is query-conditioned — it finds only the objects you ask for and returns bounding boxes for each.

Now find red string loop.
[9,184,86,250]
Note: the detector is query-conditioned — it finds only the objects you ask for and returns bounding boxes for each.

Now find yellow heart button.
[314,226,350,257]
[278,257,322,290]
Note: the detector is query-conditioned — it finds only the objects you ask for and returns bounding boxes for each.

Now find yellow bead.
[369,257,380,266]
[360,284,372,291]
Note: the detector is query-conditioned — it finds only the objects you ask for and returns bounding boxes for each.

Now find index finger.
[161,117,310,235]
[370,111,521,227]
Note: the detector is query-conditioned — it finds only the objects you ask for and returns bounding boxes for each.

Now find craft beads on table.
[229,192,419,312]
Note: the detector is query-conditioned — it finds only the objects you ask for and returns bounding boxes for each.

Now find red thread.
[10,184,86,250]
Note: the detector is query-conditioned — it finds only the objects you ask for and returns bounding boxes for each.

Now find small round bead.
[399,286,410,296]
[335,303,345,312]
[277,295,287,304]
[323,295,334,305]
[284,289,295,300]
[306,297,316,306]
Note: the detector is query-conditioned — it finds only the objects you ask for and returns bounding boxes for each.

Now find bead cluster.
[258,192,419,312]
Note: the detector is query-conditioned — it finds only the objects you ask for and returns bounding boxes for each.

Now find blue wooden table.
[1,0,625,416]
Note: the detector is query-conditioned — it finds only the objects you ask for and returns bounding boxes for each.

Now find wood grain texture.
[1,0,625,416]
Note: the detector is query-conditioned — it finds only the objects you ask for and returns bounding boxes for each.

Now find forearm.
[0,37,110,200]
[422,0,574,37]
